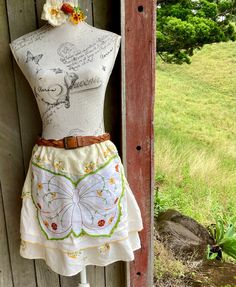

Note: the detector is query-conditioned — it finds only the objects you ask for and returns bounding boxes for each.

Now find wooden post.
[122,0,156,286]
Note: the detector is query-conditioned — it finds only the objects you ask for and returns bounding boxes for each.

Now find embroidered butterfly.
[31,156,125,240]
[25,50,43,65]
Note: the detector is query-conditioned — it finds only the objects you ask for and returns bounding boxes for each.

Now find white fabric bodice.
[9,20,121,139]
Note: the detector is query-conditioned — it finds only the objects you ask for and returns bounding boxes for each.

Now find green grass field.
[155,41,236,226]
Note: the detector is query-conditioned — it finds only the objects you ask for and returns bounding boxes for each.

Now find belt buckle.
[63,136,78,149]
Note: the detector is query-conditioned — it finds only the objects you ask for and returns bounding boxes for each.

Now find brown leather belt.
[36,133,110,149]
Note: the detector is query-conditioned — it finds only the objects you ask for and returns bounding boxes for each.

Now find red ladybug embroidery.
[98,219,105,227]
[51,222,57,230]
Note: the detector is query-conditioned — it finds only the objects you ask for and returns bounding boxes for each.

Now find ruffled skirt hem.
[20,229,142,277]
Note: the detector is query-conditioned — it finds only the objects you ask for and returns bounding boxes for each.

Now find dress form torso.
[9,20,121,139]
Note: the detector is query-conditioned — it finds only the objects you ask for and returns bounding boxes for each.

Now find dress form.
[9,4,122,284]
[9,17,121,140]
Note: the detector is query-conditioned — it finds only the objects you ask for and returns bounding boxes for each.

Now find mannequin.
[9,14,121,140]
[9,0,143,283]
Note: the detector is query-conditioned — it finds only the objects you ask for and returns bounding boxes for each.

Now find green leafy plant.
[154,174,168,217]
[207,216,236,261]
[156,0,236,64]
[154,191,167,217]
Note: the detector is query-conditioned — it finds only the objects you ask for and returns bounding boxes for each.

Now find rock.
[155,209,214,260]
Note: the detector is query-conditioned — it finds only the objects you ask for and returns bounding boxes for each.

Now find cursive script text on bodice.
[9,21,121,139]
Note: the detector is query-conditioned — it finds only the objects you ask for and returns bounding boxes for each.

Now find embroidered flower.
[37,183,43,190]
[98,242,110,256]
[54,160,65,171]
[67,249,82,259]
[98,219,105,227]
[34,154,42,163]
[109,177,115,184]
[108,216,114,224]
[43,220,49,228]
[41,0,68,27]
[21,190,31,199]
[84,161,96,173]
[97,190,103,197]
[103,150,109,158]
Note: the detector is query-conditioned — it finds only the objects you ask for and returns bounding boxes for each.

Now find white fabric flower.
[41,0,69,27]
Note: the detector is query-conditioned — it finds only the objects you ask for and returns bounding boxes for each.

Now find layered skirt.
[19,139,143,276]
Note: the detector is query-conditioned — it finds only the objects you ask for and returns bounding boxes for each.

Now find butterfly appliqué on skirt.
[31,156,125,240]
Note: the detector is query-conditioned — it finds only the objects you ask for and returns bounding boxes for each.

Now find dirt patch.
[154,241,236,287]
[191,260,236,287]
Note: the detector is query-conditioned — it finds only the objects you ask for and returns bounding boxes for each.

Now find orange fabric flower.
[61,3,74,14]
[70,11,86,25]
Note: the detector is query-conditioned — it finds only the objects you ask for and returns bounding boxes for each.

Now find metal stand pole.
[78,267,90,287]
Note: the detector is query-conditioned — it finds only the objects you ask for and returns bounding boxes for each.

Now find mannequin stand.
[78,267,90,287]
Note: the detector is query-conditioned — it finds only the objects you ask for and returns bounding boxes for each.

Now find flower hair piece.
[41,0,87,27]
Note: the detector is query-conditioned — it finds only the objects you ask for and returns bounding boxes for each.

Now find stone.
[155,209,214,260]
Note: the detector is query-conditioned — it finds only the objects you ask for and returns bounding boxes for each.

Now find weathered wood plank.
[0,0,37,286]
[0,182,13,287]
[105,262,125,287]
[35,260,61,287]
[124,0,156,286]
[86,265,106,287]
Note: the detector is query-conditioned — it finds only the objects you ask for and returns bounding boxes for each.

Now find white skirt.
[19,139,143,276]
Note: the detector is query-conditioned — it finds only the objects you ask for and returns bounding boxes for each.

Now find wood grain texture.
[105,261,126,287]
[35,260,61,287]
[0,182,13,287]
[124,0,156,286]
[0,0,37,286]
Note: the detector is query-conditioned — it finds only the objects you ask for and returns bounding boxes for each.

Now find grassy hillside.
[155,41,236,226]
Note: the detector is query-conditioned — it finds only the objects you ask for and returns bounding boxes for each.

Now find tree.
[156,0,236,64]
